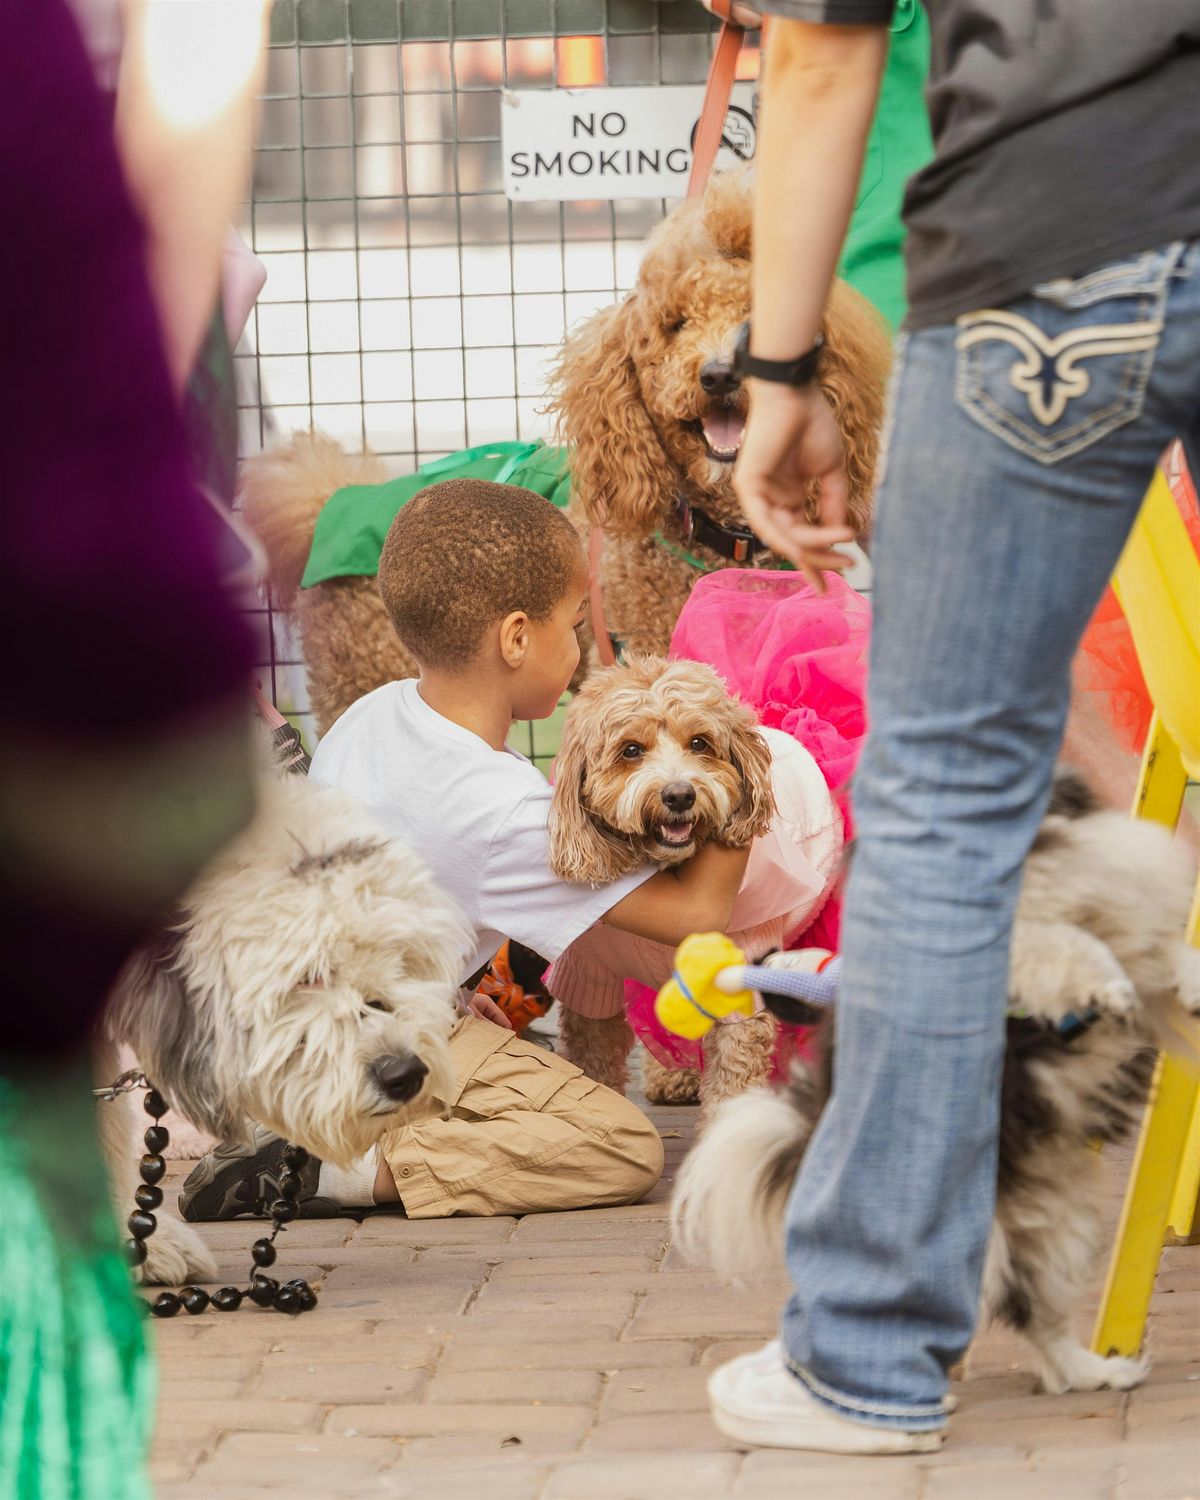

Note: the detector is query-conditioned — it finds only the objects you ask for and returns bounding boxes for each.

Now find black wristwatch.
[733,322,824,387]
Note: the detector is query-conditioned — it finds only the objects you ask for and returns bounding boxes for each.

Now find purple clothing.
[0,0,253,1051]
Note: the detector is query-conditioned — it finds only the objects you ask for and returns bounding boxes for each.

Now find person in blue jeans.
[709,0,1200,1455]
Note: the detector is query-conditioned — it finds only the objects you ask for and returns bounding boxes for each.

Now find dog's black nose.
[699,359,740,398]
[661,781,697,813]
[372,1054,428,1104]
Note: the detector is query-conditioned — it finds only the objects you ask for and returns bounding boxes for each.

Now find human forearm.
[603,842,752,946]
[731,19,888,575]
[750,21,887,359]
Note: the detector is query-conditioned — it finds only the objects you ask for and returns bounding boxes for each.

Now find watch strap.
[734,322,824,387]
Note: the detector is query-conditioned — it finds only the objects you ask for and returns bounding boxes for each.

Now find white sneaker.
[708,1343,945,1454]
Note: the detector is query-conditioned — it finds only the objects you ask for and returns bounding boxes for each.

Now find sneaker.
[178,1125,341,1221]
[708,1342,945,1454]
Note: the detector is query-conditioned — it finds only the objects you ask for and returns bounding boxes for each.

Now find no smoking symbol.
[689,104,756,162]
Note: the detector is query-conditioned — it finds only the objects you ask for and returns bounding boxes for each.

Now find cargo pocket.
[953,244,1183,465]
[451,1027,584,1121]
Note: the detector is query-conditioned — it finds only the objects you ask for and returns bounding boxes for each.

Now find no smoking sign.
[501,84,758,202]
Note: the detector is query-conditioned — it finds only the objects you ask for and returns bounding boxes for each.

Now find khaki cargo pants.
[378,1016,664,1217]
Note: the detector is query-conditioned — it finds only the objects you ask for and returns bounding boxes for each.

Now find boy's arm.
[601,841,751,947]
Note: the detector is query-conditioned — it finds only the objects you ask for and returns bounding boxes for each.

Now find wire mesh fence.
[238,0,759,760]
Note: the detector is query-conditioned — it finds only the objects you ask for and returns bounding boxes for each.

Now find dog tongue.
[702,408,745,454]
[660,822,694,845]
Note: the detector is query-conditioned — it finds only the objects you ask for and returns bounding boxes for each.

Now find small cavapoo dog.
[101,760,467,1285]
[547,655,844,1113]
[547,654,776,882]
[674,771,1200,1396]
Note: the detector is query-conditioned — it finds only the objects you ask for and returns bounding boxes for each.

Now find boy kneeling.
[182,480,752,1220]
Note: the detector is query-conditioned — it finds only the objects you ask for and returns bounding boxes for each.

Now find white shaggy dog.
[101,765,467,1285]
[674,772,1200,1396]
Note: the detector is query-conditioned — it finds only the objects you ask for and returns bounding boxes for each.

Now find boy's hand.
[465,992,515,1028]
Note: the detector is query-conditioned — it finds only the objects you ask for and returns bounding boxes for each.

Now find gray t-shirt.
[756,0,1200,327]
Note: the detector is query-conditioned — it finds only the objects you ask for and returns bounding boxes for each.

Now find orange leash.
[589,526,617,667]
[687,1,748,200]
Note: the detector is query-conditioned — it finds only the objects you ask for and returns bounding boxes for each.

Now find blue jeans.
[781,239,1200,1430]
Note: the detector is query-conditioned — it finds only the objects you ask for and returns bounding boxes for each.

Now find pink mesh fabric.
[669,569,869,799]
[625,569,871,1074]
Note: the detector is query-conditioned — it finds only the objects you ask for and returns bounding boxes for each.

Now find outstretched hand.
[733,383,854,591]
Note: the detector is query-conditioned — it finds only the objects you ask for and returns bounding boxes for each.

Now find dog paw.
[642,1066,701,1106]
[1091,976,1138,1017]
[1176,945,1200,1016]
[1038,1346,1148,1394]
[137,1216,219,1286]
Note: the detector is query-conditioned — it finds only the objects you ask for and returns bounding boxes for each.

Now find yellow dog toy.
[654,933,754,1040]
[656,935,843,1038]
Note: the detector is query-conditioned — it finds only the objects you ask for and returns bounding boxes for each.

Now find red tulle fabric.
[1075,449,1199,754]
[625,569,871,1074]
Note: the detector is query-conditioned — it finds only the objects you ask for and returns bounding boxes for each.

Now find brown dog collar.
[676,495,770,565]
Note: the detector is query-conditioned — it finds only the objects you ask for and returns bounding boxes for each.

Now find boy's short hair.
[378,478,585,668]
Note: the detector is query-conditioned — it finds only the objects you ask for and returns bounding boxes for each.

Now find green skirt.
[0,1056,152,1500]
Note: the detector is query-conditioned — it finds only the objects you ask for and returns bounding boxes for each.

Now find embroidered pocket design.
[955,309,1163,428]
[952,248,1178,465]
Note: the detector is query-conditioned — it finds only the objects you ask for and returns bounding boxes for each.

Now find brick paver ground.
[149,1068,1200,1500]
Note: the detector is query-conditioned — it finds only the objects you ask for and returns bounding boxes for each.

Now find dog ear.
[109,933,242,1140]
[816,280,893,542]
[548,297,672,536]
[548,715,641,886]
[720,709,777,848]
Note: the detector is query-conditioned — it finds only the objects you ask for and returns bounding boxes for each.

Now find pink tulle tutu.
[625,569,871,1074]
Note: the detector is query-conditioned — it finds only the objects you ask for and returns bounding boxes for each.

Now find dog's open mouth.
[698,406,746,464]
[654,820,696,849]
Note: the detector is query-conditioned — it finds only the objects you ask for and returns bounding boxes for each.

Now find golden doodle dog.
[548,168,890,662]
[546,655,844,1113]
[241,169,890,736]
[675,771,1200,1396]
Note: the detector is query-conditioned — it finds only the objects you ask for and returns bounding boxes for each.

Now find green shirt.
[837,0,933,330]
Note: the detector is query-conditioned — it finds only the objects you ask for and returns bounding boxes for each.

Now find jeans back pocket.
[953,243,1183,465]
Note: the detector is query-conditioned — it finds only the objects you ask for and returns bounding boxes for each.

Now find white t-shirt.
[309,679,653,982]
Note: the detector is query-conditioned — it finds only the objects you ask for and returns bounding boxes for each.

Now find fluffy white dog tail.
[672,1084,815,1277]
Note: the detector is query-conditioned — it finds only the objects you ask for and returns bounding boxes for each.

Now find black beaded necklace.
[105,1073,318,1318]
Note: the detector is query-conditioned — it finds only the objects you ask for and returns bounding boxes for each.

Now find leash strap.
[588,526,618,667]
[687,0,747,201]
